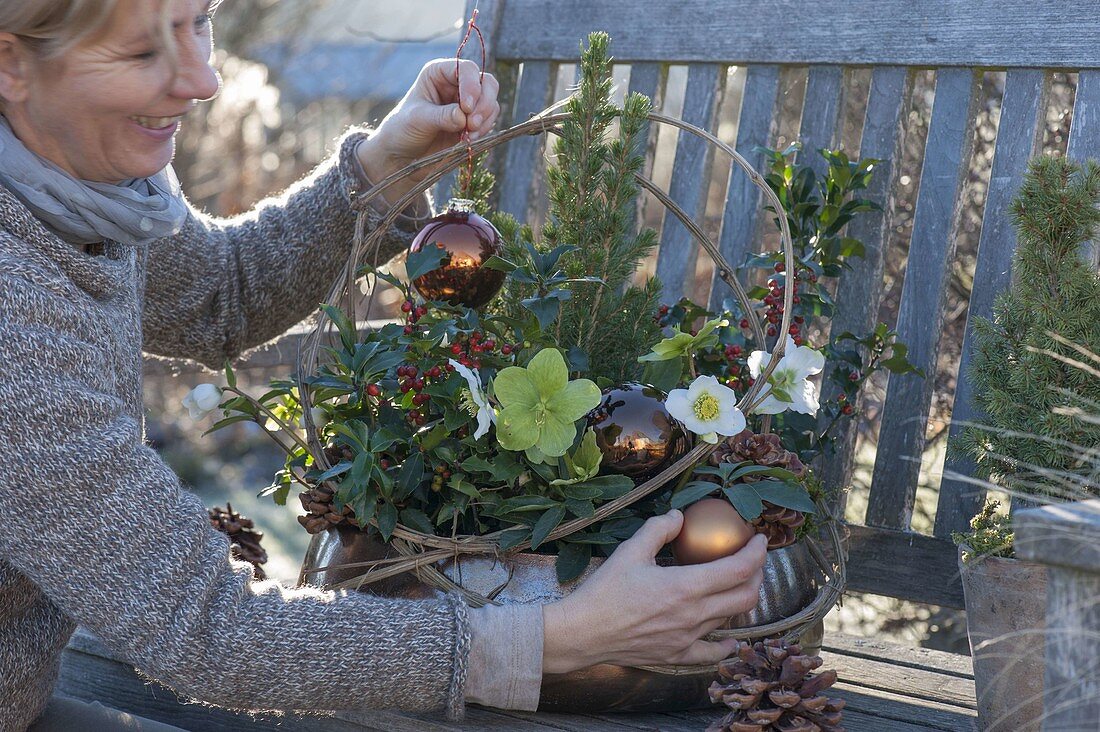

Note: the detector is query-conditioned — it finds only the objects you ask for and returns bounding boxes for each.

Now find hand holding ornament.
[542,510,767,674]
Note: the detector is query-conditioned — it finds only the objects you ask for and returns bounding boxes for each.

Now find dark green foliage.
[542,32,662,381]
[956,156,1100,501]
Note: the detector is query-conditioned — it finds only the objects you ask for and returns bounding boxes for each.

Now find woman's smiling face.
[5,0,221,183]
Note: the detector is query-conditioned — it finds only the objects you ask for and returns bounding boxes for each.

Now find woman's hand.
[357,58,501,199]
[542,510,768,673]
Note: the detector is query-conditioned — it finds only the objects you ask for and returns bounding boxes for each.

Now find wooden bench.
[60,1,1100,729]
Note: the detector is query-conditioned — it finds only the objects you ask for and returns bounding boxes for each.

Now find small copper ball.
[408,199,506,309]
[670,498,757,565]
[586,383,690,482]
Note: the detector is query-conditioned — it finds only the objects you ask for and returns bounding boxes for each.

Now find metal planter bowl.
[300,527,823,712]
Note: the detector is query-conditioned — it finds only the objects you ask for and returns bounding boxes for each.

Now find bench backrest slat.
[624,62,665,236]
[653,63,724,302]
[1068,70,1100,267]
[709,64,782,311]
[818,66,914,511]
[866,68,982,531]
[798,66,845,178]
[937,69,1051,536]
[492,0,1100,69]
[496,60,554,221]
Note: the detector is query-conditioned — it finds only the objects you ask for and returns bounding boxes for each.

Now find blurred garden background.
[155,0,1084,656]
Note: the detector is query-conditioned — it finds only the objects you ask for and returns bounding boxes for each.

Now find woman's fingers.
[695,567,765,623]
[672,637,742,666]
[613,510,684,564]
[671,533,768,597]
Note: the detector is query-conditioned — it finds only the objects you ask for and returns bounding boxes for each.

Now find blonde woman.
[0,1,767,730]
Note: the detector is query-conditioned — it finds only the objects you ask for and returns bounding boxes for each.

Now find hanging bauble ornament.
[670,497,756,565]
[586,382,690,482]
[408,198,506,309]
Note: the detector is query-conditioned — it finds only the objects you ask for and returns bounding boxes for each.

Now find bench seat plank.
[59,629,976,732]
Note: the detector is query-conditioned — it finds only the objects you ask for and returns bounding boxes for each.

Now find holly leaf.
[399,507,435,535]
[376,501,398,541]
[405,242,447,280]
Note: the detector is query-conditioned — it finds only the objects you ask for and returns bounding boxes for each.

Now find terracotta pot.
[300,526,824,712]
[958,545,1049,732]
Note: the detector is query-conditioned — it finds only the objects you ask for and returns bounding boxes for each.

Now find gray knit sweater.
[0,129,542,730]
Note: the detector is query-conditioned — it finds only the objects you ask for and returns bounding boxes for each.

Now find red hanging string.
[454,8,486,197]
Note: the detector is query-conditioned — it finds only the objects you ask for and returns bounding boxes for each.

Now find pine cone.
[707,639,845,732]
[712,430,808,549]
[209,503,268,581]
[297,444,357,535]
[297,482,356,534]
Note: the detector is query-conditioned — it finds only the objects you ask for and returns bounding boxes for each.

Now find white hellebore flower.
[666,375,746,444]
[747,336,826,415]
[449,359,494,440]
[182,383,222,420]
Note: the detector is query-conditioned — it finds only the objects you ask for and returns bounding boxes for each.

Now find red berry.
[767,326,777,337]
[401,301,413,313]
[399,382,411,394]
[450,343,462,354]
[415,305,427,317]
[471,359,481,369]
[415,414,427,425]
[793,337,804,346]
[413,394,429,406]
[789,324,800,335]
[484,339,496,350]
[746,377,756,387]
[739,318,751,329]
[380,459,391,469]
[731,345,742,356]
[412,378,425,391]
[767,312,779,324]
[403,325,414,335]
[794,315,805,324]
[445,363,455,372]
[441,470,452,479]
[471,331,482,342]
[771,287,782,298]
[428,366,442,378]
[471,343,483,353]
[809,272,818,283]
[764,296,776,306]
[792,295,801,304]
[501,345,512,355]
[774,262,785,273]
[842,403,855,415]
[849,371,860,382]
[838,393,847,401]
[366,384,381,397]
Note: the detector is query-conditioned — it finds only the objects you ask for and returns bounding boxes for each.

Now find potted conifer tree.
[954,155,1100,732]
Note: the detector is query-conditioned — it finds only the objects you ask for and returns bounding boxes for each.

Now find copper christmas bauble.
[670,498,757,565]
[408,198,506,309]
[586,383,689,481]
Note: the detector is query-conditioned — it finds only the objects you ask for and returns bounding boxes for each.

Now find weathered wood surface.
[846,525,964,608]
[653,63,723,303]
[709,63,780,311]
[496,60,553,221]
[492,0,1100,69]
[1015,500,1100,732]
[1067,69,1100,267]
[867,67,981,532]
[797,65,845,179]
[59,629,975,731]
[817,66,912,512]
[936,69,1051,537]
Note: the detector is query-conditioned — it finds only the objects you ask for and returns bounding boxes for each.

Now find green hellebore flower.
[493,349,601,457]
[639,317,729,362]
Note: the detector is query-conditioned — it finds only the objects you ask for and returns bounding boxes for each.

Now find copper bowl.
[299,527,823,712]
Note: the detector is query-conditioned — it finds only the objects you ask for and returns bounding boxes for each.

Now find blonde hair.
[0,0,123,60]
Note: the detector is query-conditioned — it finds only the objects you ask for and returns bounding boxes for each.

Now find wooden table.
[59,630,977,731]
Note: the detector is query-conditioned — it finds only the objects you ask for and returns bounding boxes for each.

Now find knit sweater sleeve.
[142,128,426,370]
[0,273,471,718]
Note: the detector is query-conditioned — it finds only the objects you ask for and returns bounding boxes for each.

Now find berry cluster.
[447,330,518,370]
[758,261,815,345]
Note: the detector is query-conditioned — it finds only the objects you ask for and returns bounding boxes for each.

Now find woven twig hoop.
[297,98,847,645]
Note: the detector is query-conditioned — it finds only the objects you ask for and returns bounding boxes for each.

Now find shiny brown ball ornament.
[670,498,757,565]
[586,383,690,482]
[408,198,506,309]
